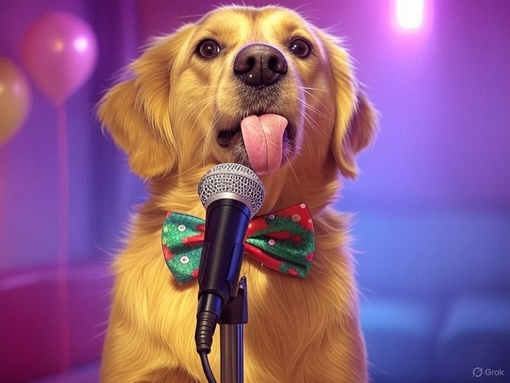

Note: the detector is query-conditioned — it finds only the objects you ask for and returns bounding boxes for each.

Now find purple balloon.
[21,11,98,106]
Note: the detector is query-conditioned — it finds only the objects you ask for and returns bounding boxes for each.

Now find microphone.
[194,163,265,357]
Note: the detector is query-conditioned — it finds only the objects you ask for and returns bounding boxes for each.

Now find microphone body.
[194,164,265,355]
[198,198,250,304]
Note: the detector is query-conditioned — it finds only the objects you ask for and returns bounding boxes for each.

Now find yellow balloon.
[0,57,31,144]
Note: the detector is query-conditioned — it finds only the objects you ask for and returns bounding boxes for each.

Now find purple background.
[1,1,509,382]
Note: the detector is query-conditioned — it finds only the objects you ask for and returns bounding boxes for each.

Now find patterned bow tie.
[161,203,315,284]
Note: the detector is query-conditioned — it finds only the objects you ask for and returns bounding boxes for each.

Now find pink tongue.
[240,114,288,175]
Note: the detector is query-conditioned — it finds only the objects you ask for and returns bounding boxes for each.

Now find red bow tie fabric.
[161,203,315,284]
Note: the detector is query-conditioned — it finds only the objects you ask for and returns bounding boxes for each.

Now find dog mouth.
[217,124,296,146]
[217,126,242,147]
[217,114,297,175]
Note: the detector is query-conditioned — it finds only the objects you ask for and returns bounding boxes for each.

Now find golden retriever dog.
[98,5,377,383]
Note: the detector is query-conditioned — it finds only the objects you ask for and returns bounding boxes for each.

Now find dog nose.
[234,43,288,87]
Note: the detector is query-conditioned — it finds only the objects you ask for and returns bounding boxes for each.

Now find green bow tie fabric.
[161,203,315,284]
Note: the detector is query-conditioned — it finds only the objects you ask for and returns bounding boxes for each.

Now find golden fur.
[98,5,377,382]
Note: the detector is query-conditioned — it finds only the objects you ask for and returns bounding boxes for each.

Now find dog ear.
[335,90,378,178]
[98,25,193,179]
[317,31,378,179]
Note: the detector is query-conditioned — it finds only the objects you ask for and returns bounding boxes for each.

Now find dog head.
[98,5,377,212]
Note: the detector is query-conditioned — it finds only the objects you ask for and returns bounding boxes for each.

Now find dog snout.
[234,43,288,87]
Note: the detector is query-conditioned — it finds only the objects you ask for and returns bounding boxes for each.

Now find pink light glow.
[395,0,425,31]
[74,37,90,52]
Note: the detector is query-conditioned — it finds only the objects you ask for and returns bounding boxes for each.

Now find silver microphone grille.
[197,163,265,218]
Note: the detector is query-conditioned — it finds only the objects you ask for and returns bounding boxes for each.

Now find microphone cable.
[199,350,217,383]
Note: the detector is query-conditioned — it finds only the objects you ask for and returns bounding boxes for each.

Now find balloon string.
[57,103,71,373]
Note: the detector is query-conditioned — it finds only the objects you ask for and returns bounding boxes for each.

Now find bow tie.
[161,203,315,284]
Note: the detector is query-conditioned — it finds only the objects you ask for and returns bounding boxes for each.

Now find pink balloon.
[21,11,98,106]
[0,57,32,144]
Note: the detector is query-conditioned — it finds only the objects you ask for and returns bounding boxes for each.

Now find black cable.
[195,295,221,383]
[199,350,217,383]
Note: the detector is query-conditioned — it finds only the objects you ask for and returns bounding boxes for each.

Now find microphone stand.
[219,276,248,383]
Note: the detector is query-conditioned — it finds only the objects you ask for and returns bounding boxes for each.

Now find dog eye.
[196,39,221,59]
[289,38,312,59]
